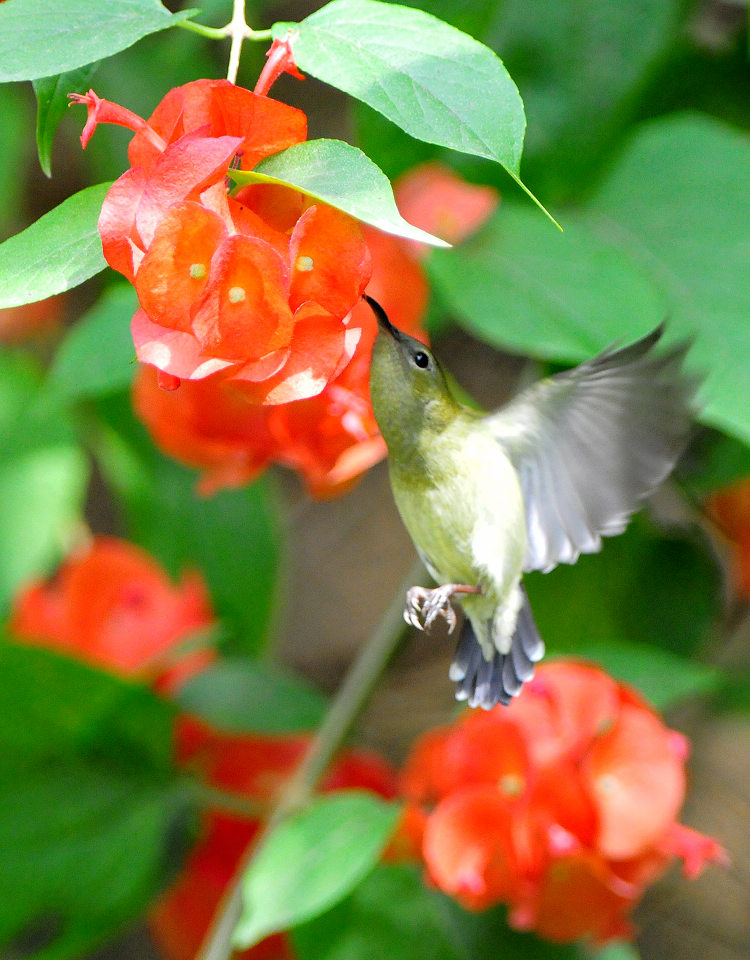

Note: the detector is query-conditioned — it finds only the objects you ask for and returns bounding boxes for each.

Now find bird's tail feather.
[451,588,545,709]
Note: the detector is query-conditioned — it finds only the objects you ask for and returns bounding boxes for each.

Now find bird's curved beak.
[363,294,404,342]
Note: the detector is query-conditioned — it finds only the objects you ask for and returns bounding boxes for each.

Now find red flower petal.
[508,661,620,768]
[581,704,685,859]
[135,132,243,250]
[522,851,636,944]
[135,201,228,333]
[132,366,277,496]
[230,306,360,405]
[130,79,307,172]
[289,204,372,316]
[191,234,294,361]
[132,309,236,380]
[394,162,498,258]
[659,822,728,879]
[99,167,149,281]
[423,786,520,910]
[10,537,214,691]
[232,183,306,235]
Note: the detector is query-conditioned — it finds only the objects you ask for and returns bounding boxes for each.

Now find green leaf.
[483,0,686,199]
[562,640,722,711]
[0,640,176,773]
[0,351,88,611]
[525,517,722,662]
[0,640,189,956]
[176,659,327,734]
[49,284,138,398]
[523,517,723,708]
[429,204,668,362]
[0,0,197,82]
[588,114,750,448]
[234,792,400,948]
[0,183,111,309]
[0,85,30,235]
[234,139,449,247]
[679,429,750,498]
[294,863,589,960]
[431,114,750,448]
[279,0,525,179]
[34,64,99,178]
[292,863,462,960]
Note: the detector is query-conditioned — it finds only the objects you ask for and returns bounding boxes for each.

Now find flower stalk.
[196,557,425,960]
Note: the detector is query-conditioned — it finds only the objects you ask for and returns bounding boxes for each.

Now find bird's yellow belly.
[389,431,527,606]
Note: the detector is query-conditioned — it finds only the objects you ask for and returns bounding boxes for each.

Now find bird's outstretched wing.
[486,326,697,573]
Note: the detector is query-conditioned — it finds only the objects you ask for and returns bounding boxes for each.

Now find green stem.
[176,20,228,40]
[195,557,425,960]
[190,781,269,822]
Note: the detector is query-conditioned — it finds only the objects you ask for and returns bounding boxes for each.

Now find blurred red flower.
[401,661,726,944]
[149,718,399,960]
[706,477,750,597]
[72,79,371,401]
[133,164,497,498]
[0,294,65,343]
[9,536,214,692]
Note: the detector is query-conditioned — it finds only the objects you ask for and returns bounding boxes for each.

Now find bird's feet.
[404,583,482,633]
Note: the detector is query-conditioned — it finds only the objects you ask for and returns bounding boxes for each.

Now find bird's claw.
[404,585,459,633]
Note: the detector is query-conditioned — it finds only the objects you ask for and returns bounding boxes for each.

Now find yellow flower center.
[228,286,246,303]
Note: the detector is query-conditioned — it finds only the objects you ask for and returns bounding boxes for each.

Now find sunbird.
[366,295,697,710]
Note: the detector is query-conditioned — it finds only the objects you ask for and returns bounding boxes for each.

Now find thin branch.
[196,558,424,960]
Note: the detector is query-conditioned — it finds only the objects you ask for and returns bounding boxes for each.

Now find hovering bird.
[366,295,697,710]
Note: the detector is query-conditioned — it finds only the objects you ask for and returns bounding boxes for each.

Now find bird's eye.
[413,351,430,369]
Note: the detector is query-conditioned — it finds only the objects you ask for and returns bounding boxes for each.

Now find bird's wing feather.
[486,326,697,573]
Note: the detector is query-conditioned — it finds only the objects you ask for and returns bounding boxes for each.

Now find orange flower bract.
[402,661,725,945]
[132,162,496,499]
[73,80,371,402]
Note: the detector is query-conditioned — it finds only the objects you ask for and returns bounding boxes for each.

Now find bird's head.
[366,296,458,457]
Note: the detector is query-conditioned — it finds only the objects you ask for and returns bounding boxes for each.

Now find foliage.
[0,1,747,959]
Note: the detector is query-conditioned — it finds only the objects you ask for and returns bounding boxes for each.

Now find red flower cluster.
[10,536,214,692]
[707,477,750,597]
[401,661,725,944]
[133,163,497,497]
[72,78,371,401]
[151,719,399,960]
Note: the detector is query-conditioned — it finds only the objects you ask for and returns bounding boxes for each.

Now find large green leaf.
[48,284,138,398]
[34,64,100,178]
[0,640,176,773]
[234,139,449,246]
[176,659,327,734]
[0,84,30,235]
[0,641,189,957]
[483,0,686,198]
[429,204,668,361]
[234,792,400,948]
[431,114,750,447]
[0,351,88,611]
[588,113,750,446]
[0,183,110,309]
[293,862,606,960]
[276,0,535,199]
[525,517,722,659]
[0,0,196,82]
